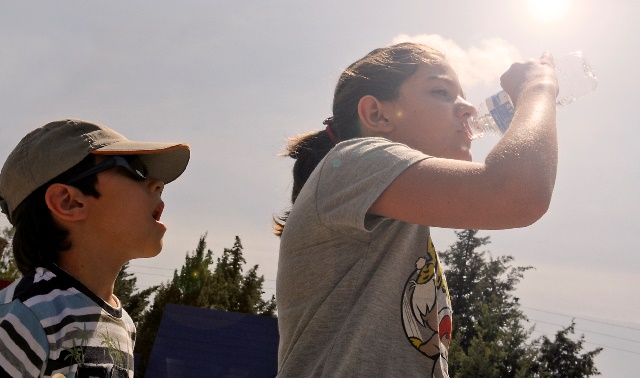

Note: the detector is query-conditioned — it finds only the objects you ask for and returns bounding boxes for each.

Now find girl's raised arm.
[369,53,558,230]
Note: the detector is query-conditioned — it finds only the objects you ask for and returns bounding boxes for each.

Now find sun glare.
[524,0,572,23]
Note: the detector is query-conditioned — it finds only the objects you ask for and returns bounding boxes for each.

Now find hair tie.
[323,117,339,144]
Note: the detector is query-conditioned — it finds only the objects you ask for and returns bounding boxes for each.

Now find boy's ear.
[44,184,90,222]
[357,95,395,135]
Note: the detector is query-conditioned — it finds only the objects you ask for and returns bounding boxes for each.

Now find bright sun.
[524,0,572,23]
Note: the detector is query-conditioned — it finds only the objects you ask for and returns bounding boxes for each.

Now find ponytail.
[273,122,357,236]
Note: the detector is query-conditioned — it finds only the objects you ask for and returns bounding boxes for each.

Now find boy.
[0,119,190,377]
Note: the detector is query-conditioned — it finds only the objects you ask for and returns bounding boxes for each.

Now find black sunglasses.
[65,155,148,184]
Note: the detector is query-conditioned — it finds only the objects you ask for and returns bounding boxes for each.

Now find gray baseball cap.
[0,119,190,224]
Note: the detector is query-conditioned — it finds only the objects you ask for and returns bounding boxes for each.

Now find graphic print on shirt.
[60,323,132,376]
[401,237,452,374]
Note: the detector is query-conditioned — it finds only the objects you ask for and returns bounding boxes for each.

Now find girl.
[275,43,557,377]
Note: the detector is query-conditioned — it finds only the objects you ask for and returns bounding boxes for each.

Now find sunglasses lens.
[126,157,148,180]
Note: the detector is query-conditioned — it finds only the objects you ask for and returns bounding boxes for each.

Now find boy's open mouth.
[153,203,164,222]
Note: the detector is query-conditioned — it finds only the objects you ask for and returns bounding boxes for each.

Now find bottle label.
[486,92,514,133]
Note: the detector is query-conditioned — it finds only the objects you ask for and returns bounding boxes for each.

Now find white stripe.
[33,267,56,283]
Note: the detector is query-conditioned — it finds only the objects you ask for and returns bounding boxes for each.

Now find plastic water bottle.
[465,51,598,139]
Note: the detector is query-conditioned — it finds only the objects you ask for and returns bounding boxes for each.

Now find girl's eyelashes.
[432,88,451,98]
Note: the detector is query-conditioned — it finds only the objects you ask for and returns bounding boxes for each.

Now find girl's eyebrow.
[427,75,467,99]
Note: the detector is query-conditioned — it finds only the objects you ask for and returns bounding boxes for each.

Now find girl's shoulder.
[329,137,427,164]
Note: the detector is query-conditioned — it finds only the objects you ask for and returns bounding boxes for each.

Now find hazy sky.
[1,1,638,376]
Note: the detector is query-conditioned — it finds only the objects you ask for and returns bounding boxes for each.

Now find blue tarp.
[145,303,278,378]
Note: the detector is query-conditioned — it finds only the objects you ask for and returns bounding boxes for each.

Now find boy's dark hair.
[11,155,100,275]
[274,42,445,236]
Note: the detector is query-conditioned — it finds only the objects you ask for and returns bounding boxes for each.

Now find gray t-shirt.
[277,138,452,377]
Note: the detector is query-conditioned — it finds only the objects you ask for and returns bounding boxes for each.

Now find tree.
[441,230,601,377]
[208,236,277,315]
[0,226,20,281]
[134,234,276,376]
[442,229,535,377]
[113,261,158,326]
[531,320,603,378]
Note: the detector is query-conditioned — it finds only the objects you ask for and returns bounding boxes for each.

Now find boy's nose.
[148,177,164,195]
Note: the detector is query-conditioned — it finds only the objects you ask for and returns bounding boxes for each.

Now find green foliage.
[134,234,276,377]
[442,230,601,378]
[0,226,20,281]
[531,321,603,378]
[173,234,214,308]
[208,236,277,315]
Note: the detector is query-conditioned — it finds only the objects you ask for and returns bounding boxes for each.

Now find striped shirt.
[0,265,135,377]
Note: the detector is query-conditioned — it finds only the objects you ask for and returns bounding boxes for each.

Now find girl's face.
[382,61,476,161]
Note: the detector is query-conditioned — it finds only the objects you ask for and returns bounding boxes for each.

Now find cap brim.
[92,141,190,184]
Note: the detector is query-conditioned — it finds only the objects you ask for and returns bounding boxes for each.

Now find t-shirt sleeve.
[315,138,430,232]
[0,300,48,377]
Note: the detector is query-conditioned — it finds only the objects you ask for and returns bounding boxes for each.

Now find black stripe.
[11,273,36,299]
[0,365,17,378]
[83,345,134,368]
[13,272,73,302]
[0,318,44,368]
[43,313,102,336]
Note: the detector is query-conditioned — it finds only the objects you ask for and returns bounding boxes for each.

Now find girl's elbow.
[523,201,550,226]
[515,191,552,227]
[498,179,553,227]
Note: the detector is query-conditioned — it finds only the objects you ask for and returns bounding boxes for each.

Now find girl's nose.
[456,97,477,119]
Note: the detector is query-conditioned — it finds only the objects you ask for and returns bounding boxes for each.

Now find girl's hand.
[500,52,558,107]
